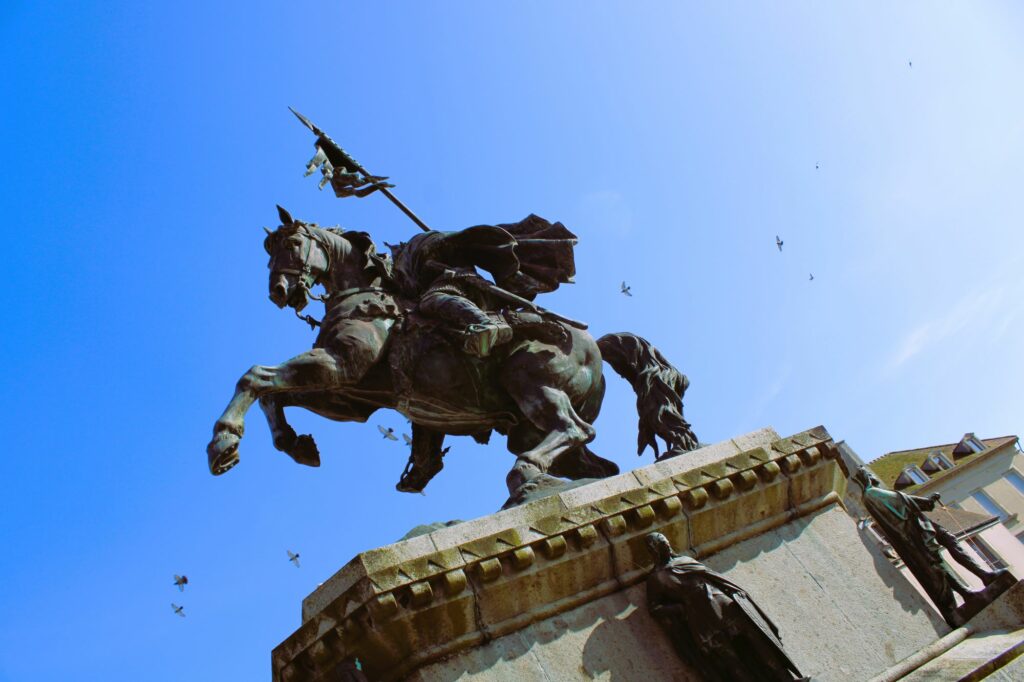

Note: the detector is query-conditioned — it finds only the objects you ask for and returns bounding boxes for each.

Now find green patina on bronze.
[853,468,1009,627]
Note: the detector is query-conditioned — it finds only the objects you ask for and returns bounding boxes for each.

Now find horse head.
[264,206,332,312]
[263,205,392,312]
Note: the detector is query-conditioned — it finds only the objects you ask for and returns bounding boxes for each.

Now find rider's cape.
[388,214,578,301]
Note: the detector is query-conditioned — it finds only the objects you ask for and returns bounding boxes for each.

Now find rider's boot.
[419,290,513,357]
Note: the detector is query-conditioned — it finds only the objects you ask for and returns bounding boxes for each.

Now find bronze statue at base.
[644,532,806,682]
[853,468,1012,627]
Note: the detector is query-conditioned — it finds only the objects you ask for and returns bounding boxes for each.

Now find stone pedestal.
[272,426,956,681]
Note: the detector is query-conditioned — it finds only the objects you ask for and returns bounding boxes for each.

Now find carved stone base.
[271,426,963,681]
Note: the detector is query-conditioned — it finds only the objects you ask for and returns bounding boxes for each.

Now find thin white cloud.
[749,362,792,422]
[885,270,1022,373]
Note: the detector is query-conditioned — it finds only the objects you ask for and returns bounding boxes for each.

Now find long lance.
[288,108,585,330]
[289,107,431,232]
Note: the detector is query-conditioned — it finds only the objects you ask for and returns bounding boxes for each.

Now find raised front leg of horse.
[258,389,382,468]
[259,394,322,468]
[208,308,393,474]
[208,349,348,474]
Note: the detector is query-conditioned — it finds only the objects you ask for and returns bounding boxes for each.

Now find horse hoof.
[396,479,423,494]
[208,431,241,475]
[288,434,321,467]
[272,425,298,452]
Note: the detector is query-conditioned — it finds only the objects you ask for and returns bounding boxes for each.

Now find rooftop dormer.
[952,433,987,457]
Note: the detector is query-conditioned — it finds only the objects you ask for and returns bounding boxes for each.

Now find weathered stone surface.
[899,628,1024,681]
[272,425,947,682]
[988,653,1024,681]
[710,506,947,680]
[409,586,695,681]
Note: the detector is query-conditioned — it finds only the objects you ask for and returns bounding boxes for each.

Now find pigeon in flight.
[815,162,819,170]
[173,575,189,592]
[171,603,186,618]
[620,281,632,297]
[287,550,301,568]
[908,60,912,68]
[402,433,413,447]
[809,273,814,281]
[378,425,398,441]
[776,235,783,252]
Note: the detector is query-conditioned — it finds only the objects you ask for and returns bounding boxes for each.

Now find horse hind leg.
[548,444,619,480]
[506,385,596,473]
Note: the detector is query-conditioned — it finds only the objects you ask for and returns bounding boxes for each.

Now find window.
[929,453,953,470]
[1006,470,1024,497]
[905,466,928,485]
[970,490,1007,521]
[1016,531,1024,547]
[965,537,1008,570]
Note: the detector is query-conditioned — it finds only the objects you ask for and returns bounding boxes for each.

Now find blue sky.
[2,2,1023,680]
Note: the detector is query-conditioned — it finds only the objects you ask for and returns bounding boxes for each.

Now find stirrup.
[462,321,513,357]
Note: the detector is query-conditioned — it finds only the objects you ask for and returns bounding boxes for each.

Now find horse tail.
[596,332,698,459]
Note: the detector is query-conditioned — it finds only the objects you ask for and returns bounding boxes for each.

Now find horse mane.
[264,222,395,285]
[340,228,395,284]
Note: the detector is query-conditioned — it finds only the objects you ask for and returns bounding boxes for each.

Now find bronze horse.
[207,210,697,495]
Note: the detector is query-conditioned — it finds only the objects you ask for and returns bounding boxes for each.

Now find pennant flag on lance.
[289,107,431,232]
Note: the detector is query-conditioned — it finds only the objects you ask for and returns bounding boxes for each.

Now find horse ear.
[264,227,273,236]
[277,205,294,225]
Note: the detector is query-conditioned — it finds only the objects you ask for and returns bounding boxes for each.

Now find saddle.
[388,309,568,492]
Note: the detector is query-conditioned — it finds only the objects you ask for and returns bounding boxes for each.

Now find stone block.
[631,436,741,486]
[557,471,643,509]
[731,426,783,453]
[709,505,946,681]
[404,631,550,682]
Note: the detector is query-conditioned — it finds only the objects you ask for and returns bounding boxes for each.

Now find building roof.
[925,506,999,538]
[868,434,1018,491]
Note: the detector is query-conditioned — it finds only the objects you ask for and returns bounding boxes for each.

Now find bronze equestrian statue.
[206,113,699,498]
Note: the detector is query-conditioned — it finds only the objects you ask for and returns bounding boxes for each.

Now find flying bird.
[620,281,632,297]
[815,162,819,170]
[402,433,413,447]
[171,603,185,618]
[776,236,783,252]
[287,550,301,568]
[378,425,398,441]
[809,273,814,281]
[908,60,912,68]
[173,575,189,592]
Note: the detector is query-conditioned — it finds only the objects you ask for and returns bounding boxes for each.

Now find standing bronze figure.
[644,533,805,682]
[206,211,698,496]
[853,468,1008,626]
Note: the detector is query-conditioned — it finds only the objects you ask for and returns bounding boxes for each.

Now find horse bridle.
[269,224,332,328]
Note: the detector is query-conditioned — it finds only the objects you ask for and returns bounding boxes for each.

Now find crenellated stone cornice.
[272,425,845,681]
